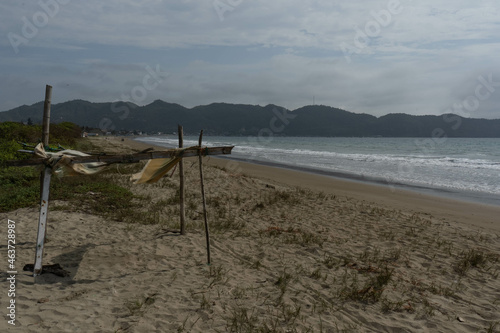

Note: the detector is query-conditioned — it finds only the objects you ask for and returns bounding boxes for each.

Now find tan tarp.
[34,143,107,176]
[129,156,181,184]
[33,143,184,184]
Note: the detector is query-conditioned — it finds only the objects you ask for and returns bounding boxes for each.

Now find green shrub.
[0,121,83,162]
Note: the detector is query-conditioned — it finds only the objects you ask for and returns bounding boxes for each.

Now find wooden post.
[39,84,52,196]
[34,168,51,276]
[198,130,211,264]
[178,125,186,235]
[42,85,52,147]
[34,85,52,277]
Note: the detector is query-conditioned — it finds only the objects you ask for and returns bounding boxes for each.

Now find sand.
[0,136,499,332]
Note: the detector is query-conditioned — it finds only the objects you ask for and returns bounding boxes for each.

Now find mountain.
[1,100,500,137]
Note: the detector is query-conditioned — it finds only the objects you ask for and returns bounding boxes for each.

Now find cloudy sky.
[1,0,499,118]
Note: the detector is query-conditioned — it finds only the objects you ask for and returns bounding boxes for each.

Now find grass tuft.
[454,249,498,276]
[339,266,393,304]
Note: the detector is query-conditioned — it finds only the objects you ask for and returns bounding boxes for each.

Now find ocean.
[135,136,500,206]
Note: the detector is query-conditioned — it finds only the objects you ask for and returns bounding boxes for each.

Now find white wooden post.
[34,167,51,276]
[34,85,52,277]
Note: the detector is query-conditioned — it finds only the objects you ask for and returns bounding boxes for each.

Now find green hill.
[1,100,499,137]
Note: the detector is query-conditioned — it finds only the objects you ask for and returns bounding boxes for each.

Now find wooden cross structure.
[5,85,234,277]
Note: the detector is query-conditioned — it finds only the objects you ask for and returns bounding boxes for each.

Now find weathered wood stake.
[42,85,52,147]
[34,84,52,276]
[198,130,211,264]
[178,125,186,235]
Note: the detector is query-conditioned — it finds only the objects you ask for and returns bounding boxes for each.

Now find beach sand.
[1,136,499,332]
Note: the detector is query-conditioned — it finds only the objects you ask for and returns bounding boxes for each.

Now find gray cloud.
[1,0,499,118]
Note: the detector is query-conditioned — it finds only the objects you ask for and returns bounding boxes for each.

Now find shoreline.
[133,136,500,207]
[216,155,500,208]
[125,136,500,233]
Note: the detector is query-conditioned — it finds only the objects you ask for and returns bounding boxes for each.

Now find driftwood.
[5,146,234,167]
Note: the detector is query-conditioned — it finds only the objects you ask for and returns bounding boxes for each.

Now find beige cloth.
[130,157,181,184]
[33,143,184,184]
[34,143,107,177]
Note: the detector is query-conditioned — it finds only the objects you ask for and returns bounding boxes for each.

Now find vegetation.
[454,249,499,276]
[0,121,81,161]
[0,123,185,226]
[0,122,139,214]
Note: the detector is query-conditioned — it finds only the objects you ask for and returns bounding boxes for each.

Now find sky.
[1,0,499,119]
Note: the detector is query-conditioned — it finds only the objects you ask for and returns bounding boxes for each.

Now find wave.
[233,147,500,171]
[137,136,500,171]
[136,136,500,197]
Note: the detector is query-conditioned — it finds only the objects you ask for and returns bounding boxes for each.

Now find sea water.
[135,136,500,206]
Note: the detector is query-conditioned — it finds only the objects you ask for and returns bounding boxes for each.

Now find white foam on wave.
[136,136,500,196]
[233,145,500,171]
